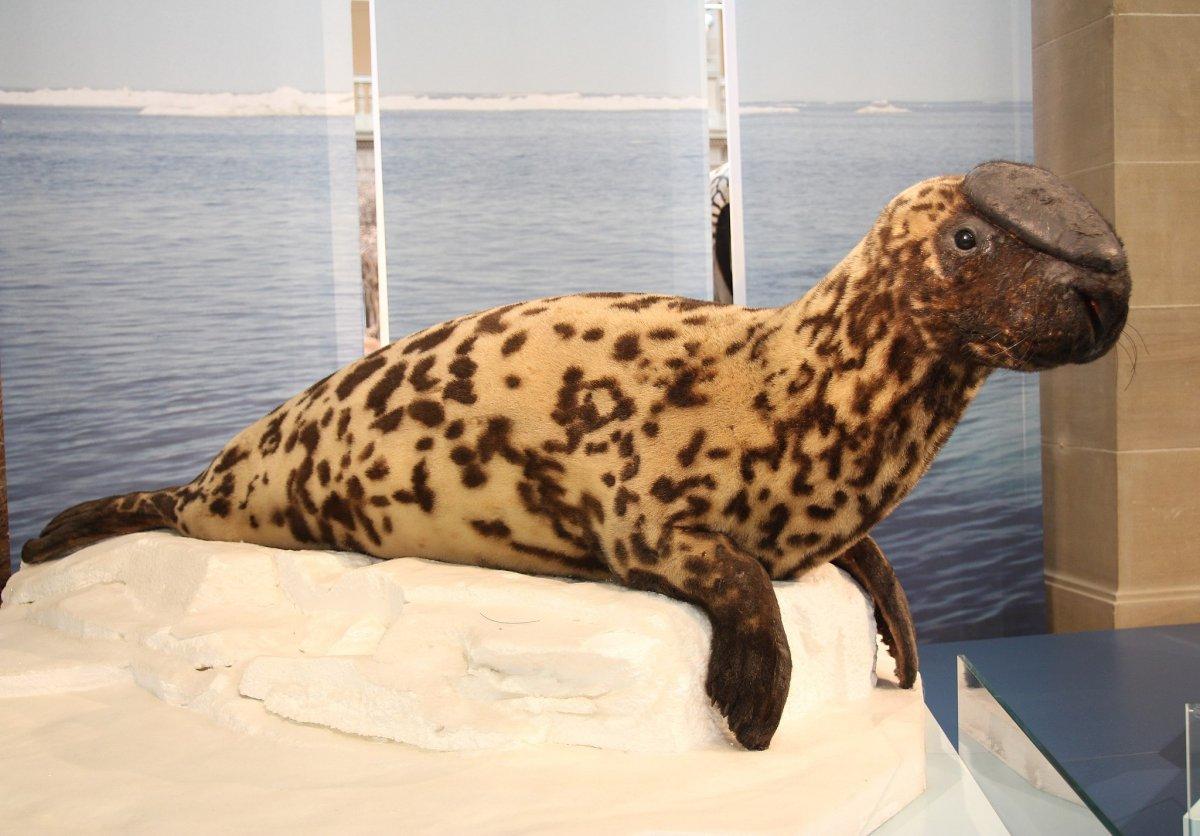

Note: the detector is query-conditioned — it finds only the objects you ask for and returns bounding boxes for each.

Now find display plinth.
[1,532,926,831]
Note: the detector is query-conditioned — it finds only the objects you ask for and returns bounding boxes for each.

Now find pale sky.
[0,0,1031,102]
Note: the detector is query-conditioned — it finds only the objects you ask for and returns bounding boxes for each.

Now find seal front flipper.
[832,535,918,689]
[619,526,791,750]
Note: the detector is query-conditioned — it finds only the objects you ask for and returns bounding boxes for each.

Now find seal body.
[24,162,1131,750]
[173,285,977,584]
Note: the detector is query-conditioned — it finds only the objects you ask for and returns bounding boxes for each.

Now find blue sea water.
[0,102,1040,641]
[0,106,362,570]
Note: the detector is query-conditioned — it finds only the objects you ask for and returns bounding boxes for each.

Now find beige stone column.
[1035,1,1200,631]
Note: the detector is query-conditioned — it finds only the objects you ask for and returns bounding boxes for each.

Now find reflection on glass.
[0,1,362,566]
[351,0,387,352]
[704,1,742,304]
[736,0,1040,641]
[374,1,712,342]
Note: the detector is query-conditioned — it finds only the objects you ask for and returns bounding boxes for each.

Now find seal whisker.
[1118,332,1138,390]
[1123,322,1150,355]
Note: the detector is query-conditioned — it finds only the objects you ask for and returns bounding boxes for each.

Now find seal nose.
[1044,254,1130,351]
[962,160,1127,274]
[1072,283,1123,344]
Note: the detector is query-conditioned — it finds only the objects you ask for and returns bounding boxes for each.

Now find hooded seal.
[23,161,1130,750]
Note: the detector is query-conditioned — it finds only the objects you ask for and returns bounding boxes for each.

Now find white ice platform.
[1,532,927,832]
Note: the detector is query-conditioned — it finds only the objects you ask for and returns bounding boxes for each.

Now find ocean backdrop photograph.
[0,0,1038,641]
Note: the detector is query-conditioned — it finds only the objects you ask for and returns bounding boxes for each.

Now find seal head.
[917,161,1131,370]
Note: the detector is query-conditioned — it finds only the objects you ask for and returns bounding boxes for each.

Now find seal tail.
[21,488,181,565]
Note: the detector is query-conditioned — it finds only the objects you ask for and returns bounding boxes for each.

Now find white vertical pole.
[700,1,716,299]
[721,0,747,307]
[367,0,390,344]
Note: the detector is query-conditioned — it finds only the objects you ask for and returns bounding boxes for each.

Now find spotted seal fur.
[23,161,1130,750]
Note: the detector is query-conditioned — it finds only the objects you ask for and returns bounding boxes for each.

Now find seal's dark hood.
[962,160,1125,275]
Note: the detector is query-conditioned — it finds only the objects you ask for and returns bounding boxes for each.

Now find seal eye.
[953,228,977,251]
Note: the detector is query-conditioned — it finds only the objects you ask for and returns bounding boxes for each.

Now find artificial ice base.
[0,532,925,832]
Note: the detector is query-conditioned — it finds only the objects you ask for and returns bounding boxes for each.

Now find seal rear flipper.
[21,488,181,565]
[832,535,919,689]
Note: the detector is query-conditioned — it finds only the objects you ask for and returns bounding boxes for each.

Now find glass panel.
[1188,704,1200,834]
[373,0,712,341]
[0,0,362,569]
[704,1,744,305]
[735,1,1041,641]
[957,656,1109,834]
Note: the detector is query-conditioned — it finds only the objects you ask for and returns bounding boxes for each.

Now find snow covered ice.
[0,532,926,832]
[1,531,879,752]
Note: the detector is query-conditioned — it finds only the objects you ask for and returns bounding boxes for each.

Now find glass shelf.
[957,655,1110,834]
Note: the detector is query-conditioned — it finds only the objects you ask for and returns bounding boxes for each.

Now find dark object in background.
[714,204,733,302]
[709,162,733,303]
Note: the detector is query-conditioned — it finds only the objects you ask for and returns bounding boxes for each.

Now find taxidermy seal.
[24,161,1130,750]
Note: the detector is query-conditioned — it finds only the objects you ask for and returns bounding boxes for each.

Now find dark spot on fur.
[649,474,716,503]
[582,328,604,342]
[614,486,638,517]
[505,375,521,389]
[462,465,487,488]
[475,304,519,334]
[665,368,708,408]
[286,507,314,543]
[612,333,641,361]
[410,355,440,392]
[629,529,658,564]
[501,330,528,356]
[676,429,706,467]
[443,379,477,405]
[723,489,751,522]
[403,322,457,355]
[471,519,511,538]
[392,460,435,512]
[336,354,388,400]
[448,357,477,378]
[213,446,249,474]
[371,407,405,433]
[366,362,408,416]
[757,503,790,552]
[408,399,445,427]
